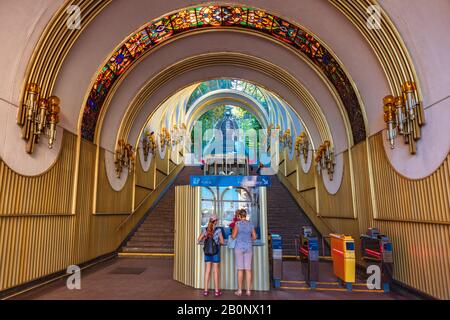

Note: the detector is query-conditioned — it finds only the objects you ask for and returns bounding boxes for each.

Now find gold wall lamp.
[17,83,61,154]
[295,131,310,163]
[280,128,293,151]
[170,123,186,147]
[315,140,335,180]
[383,81,424,154]
[159,127,171,149]
[114,139,135,178]
[142,130,156,162]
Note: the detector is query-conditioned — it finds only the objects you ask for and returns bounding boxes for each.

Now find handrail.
[277,172,335,235]
[115,191,154,231]
[115,163,184,231]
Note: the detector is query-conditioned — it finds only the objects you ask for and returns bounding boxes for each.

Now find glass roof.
[185,79,269,112]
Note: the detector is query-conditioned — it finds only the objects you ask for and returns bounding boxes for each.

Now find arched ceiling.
[139,79,306,143]
[80,4,366,144]
[4,0,449,180]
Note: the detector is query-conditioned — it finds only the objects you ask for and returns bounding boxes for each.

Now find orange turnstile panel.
[330,234,355,283]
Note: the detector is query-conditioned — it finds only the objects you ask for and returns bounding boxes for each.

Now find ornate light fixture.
[170,123,186,147]
[142,131,156,162]
[281,128,293,151]
[114,139,135,178]
[383,81,424,154]
[295,131,309,163]
[17,83,61,154]
[315,140,335,180]
[159,127,171,150]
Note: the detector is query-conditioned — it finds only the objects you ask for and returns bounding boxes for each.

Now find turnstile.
[270,234,283,288]
[360,228,393,292]
[299,226,319,288]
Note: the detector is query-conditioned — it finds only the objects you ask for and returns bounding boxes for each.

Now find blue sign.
[190,175,272,187]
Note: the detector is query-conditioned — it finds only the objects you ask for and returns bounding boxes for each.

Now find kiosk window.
[200,186,261,240]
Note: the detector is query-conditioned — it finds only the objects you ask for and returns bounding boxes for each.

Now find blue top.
[235,220,254,250]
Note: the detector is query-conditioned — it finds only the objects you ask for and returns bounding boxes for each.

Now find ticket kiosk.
[173,174,271,291]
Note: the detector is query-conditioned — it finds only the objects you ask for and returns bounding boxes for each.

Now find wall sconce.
[281,129,292,151]
[383,81,424,154]
[295,132,309,163]
[114,139,135,178]
[315,140,335,180]
[17,83,61,154]
[171,123,187,147]
[179,123,187,144]
[142,131,156,162]
[159,128,171,150]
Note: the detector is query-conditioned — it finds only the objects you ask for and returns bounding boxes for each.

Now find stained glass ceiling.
[80,5,365,143]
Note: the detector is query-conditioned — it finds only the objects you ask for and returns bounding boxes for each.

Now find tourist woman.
[231,209,257,296]
[198,215,224,297]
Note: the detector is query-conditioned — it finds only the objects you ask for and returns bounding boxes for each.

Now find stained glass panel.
[246,9,273,31]
[171,9,198,31]
[147,16,173,43]
[125,29,151,58]
[272,18,298,44]
[222,6,245,26]
[196,6,222,27]
[81,5,365,144]
[108,45,133,76]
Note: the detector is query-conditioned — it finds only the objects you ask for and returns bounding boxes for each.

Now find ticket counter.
[173,177,270,291]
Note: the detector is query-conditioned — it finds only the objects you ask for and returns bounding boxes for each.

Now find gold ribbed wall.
[0,132,76,215]
[174,186,270,291]
[317,151,354,218]
[0,131,183,293]
[96,148,133,214]
[279,132,450,299]
[173,186,199,287]
[370,135,450,223]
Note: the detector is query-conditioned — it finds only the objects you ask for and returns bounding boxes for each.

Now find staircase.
[121,166,202,255]
[267,176,322,256]
[121,166,321,257]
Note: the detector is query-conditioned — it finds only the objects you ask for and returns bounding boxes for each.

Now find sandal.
[246,290,251,296]
[203,290,209,296]
[234,290,242,296]
[214,290,223,297]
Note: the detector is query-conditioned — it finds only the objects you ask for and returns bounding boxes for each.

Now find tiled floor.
[15,258,418,300]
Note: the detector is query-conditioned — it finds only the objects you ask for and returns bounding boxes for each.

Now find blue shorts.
[204,250,221,263]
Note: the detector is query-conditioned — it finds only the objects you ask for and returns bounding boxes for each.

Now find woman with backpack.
[198,215,224,297]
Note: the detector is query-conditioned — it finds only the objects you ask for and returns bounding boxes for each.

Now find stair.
[121,166,321,258]
[120,166,202,256]
[267,176,322,256]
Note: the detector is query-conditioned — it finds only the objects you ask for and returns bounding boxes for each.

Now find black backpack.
[203,231,219,256]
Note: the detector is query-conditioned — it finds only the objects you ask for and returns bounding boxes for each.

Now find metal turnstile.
[299,226,319,288]
[360,228,393,292]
